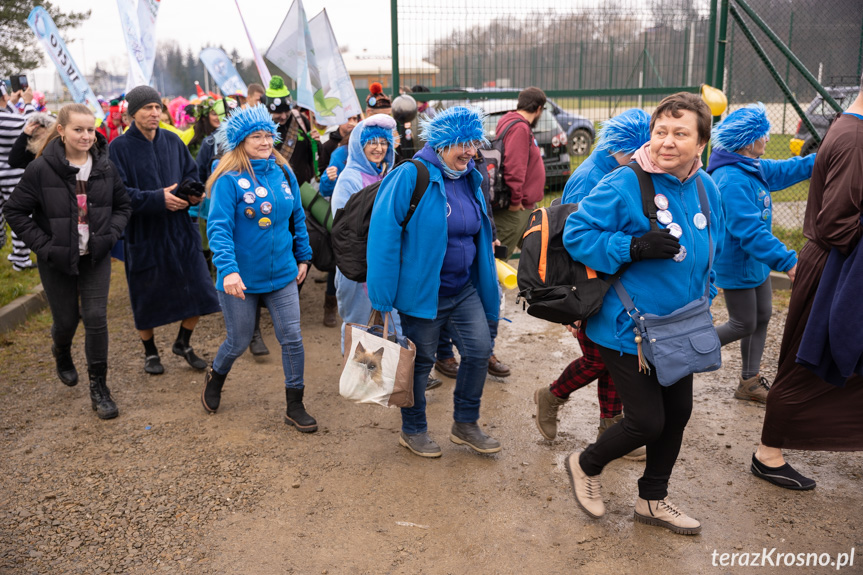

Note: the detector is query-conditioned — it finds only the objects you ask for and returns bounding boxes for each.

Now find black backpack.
[330,159,430,283]
[516,163,657,325]
[483,117,530,210]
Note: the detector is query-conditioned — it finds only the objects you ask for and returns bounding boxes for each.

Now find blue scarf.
[436,150,469,179]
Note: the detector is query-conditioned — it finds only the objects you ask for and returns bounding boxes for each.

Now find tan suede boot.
[735,374,770,403]
[598,414,646,461]
[564,451,605,518]
[534,386,567,440]
[634,497,701,535]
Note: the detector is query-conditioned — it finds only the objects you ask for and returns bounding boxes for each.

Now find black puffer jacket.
[5,132,132,275]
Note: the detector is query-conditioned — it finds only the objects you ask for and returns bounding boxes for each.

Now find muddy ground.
[1,262,861,575]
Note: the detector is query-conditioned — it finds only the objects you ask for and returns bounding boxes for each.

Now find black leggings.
[580,346,693,500]
[715,278,773,379]
[38,255,112,366]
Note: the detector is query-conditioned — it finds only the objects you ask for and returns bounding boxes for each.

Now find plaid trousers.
[549,324,622,419]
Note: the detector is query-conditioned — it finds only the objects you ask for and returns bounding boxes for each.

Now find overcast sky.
[35,0,393,80]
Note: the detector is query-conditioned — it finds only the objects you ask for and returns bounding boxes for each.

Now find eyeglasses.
[452,140,484,153]
[247,133,274,142]
[364,138,389,149]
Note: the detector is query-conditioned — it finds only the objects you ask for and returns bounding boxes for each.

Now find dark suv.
[790,84,859,156]
[546,99,595,156]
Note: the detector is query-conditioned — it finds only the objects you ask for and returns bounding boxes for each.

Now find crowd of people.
[2,73,861,537]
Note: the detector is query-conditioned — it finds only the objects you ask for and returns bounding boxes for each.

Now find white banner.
[136,0,160,83]
[266,0,318,115]
[26,6,105,121]
[116,0,148,91]
[234,0,271,86]
[307,10,362,125]
[200,47,248,97]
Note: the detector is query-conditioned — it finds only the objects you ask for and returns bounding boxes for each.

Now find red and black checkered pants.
[549,325,622,419]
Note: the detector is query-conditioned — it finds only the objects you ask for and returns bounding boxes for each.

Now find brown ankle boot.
[598,414,646,461]
[323,295,338,328]
[735,374,770,403]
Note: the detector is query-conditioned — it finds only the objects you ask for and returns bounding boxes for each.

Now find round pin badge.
[654,194,669,210]
[238,178,251,190]
[763,196,771,208]
[255,186,268,198]
[673,246,687,263]
[693,213,707,230]
[657,210,673,225]
[244,207,256,219]
[258,217,272,229]
[667,222,683,239]
[762,209,770,221]
[260,202,272,215]
[243,192,255,204]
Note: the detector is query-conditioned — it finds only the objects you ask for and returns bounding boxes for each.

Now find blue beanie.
[214,104,280,153]
[419,106,489,150]
[711,103,771,152]
[595,108,651,155]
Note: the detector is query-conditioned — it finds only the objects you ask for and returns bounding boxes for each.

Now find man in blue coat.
[109,86,220,375]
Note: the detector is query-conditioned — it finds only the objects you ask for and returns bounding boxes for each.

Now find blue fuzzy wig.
[595,108,651,154]
[360,125,394,147]
[214,104,280,153]
[711,103,771,152]
[419,106,489,150]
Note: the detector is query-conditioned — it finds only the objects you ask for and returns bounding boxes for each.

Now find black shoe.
[172,342,207,370]
[88,363,118,420]
[52,345,78,386]
[248,329,270,356]
[426,375,443,390]
[285,388,318,433]
[201,368,227,413]
[750,453,816,490]
[144,354,164,375]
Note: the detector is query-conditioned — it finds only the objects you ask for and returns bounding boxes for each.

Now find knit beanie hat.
[366,82,391,110]
[125,85,162,117]
[265,76,291,113]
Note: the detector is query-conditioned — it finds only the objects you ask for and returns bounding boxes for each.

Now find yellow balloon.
[701,84,728,116]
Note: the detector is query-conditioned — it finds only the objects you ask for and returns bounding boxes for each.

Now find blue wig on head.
[595,108,651,154]
[419,106,489,150]
[214,104,280,153]
[360,125,394,148]
[711,103,771,152]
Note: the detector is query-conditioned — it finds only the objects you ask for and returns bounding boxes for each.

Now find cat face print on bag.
[351,342,385,388]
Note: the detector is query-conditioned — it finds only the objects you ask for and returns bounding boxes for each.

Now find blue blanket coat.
[109,123,220,330]
[707,149,814,289]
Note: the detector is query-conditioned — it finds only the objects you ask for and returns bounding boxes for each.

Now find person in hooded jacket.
[6,104,131,420]
[367,106,500,459]
[708,103,814,404]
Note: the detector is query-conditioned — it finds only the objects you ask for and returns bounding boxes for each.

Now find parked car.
[546,99,595,156]
[430,97,572,191]
[789,84,859,156]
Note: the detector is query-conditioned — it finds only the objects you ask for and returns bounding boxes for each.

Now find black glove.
[174,179,205,204]
[630,229,680,262]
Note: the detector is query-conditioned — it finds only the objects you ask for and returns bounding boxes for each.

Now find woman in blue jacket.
[203,105,317,432]
[367,106,500,458]
[708,103,815,403]
[562,93,724,535]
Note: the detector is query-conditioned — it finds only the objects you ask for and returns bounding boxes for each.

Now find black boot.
[201,367,227,413]
[89,363,118,420]
[172,325,207,370]
[285,388,317,433]
[248,306,270,356]
[52,345,78,386]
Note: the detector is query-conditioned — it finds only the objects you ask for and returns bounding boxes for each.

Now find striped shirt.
[0,103,35,188]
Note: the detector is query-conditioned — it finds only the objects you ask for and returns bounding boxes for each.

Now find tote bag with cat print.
[340,313,416,408]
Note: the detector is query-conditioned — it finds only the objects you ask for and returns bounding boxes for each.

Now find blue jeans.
[436,284,499,360]
[399,284,492,434]
[214,281,305,389]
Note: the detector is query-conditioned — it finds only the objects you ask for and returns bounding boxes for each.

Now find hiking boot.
[634,497,701,535]
[750,453,816,490]
[172,342,207,370]
[450,421,501,454]
[426,375,443,391]
[598,414,646,461]
[144,354,164,375]
[285,388,318,433]
[434,357,459,379]
[323,294,338,328]
[201,368,227,413]
[487,354,511,377]
[534,386,567,440]
[52,345,78,387]
[399,431,442,458]
[88,363,118,420]
[564,451,605,518]
[248,328,270,356]
[735,374,770,403]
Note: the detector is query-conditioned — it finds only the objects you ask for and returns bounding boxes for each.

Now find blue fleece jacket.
[412,146,482,297]
[561,148,619,205]
[707,149,814,289]
[564,166,724,355]
[207,158,313,293]
[319,145,349,198]
[367,144,498,321]
[332,119,394,211]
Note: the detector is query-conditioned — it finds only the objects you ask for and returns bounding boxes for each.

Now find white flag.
[116,0,148,90]
[234,0,271,86]
[136,0,160,82]
[266,0,318,114]
[307,10,362,125]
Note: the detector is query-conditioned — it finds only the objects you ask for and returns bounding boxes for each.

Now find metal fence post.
[782,11,794,136]
[391,0,399,93]
[706,0,718,86]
